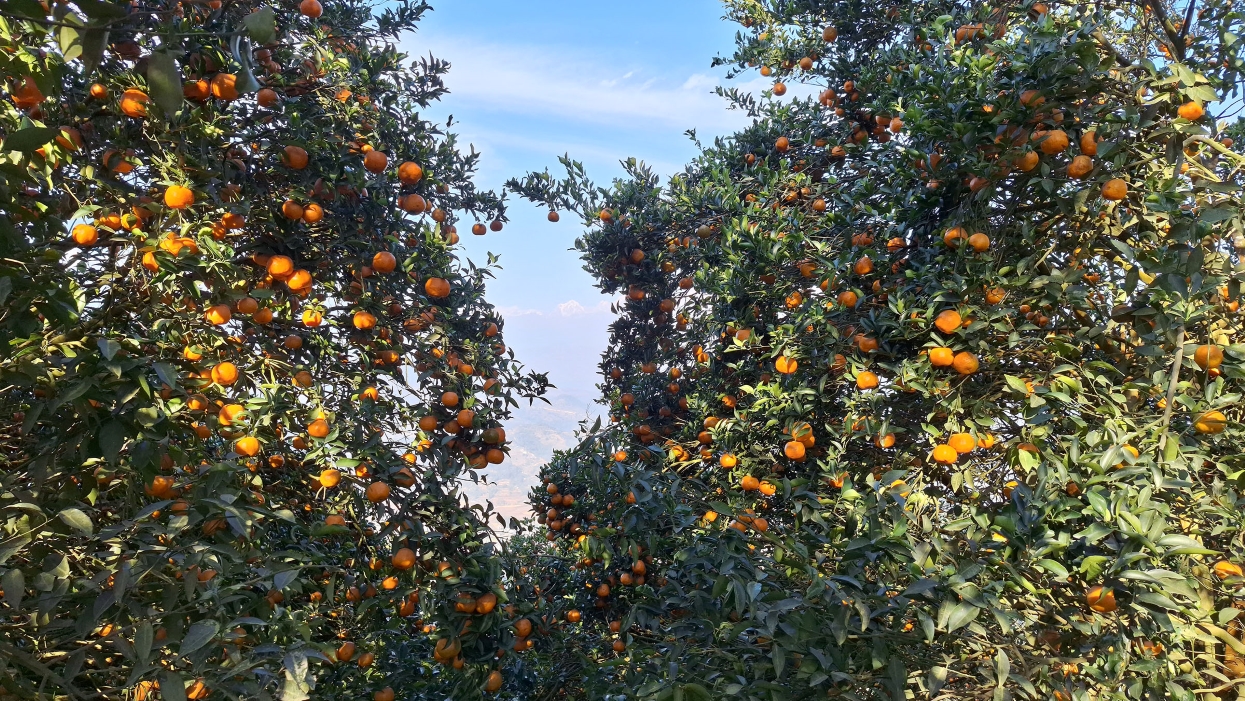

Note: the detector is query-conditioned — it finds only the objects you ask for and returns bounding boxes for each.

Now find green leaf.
[97,337,121,361]
[993,649,1010,688]
[1035,559,1069,578]
[146,52,183,117]
[98,421,126,462]
[74,0,128,20]
[242,7,276,45]
[57,508,93,535]
[1,569,24,610]
[1201,207,1236,224]
[4,127,59,154]
[134,620,153,663]
[1079,555,1109,580]
[4,0,48,19]
[79,27,109,76]
[0,277,11,306]
[945,602,979,632]
[179,620,219,656]
[57,15,84,61]
[160,671,188,701]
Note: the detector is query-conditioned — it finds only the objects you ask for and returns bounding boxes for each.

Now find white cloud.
[408,34,795,134]
[557,299,613,317]
[499,299,616,319]
[495,305,544,317]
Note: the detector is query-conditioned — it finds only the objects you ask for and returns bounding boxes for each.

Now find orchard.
[509,0,1245,699]
[4,0,1245,699]
[0,0,550,698]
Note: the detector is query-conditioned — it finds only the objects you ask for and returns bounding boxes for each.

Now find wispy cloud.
[410,34,803,134]
[498,299,617,319]
[557,299,613,316]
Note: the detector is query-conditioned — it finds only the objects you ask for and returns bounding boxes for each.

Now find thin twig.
[1158,325,1186,454]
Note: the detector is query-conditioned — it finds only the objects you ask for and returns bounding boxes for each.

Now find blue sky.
[403,0,773,516]
[407,0,767,394]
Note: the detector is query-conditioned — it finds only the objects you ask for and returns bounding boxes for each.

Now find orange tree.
[509,0,1245,698]
[0,0,549,698]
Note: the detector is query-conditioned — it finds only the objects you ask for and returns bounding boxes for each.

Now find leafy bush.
[0,0,547,698]
[509,1,1245,699]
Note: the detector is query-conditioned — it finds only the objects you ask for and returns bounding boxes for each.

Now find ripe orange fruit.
[218,403,246,426]
[854,256,873,275]
[308,418,330,438]
[72,224,98,246]
[365,481,391,502]
[398,161,423,185]
[425,277,451,298]
[967,233,990,252]
[281,200,304,220]
[183,79,209,101]
[353,311,377,330]
[1085,586,1116,613]
[485,670,503,693]
[267,255,294,279]
[336,641,356,662]
[287,269,313,291]
[952,352,980,375]
[1194,344,1223,370]
[943,226,968,247]
[1015,151,1039,172]
[1067,154,1093,178]
[211,362,239,386]
[363,150,388,173]
[120,88,149,118]
[301,202,323,224]
[1101,178,1127,201]
[164,185,194,209]
[235,436,260,457]
[1177,101,1204,120]
[299,0,322,17]
[1080,130,1098,155]
[948,433,976,454]
[319,469,342,488]
[361,386,379,401]
[775,356,798,374]
[1194,410,1227,434]
[372,251,397,273]
[856,371,879,390]
[932,444,958,464]
[929,347,954,366]
[1213,561,1243,579]
[210,73,238,100]
[282,145,309,170]
[874,433,896,449]
[284,334,303,349]
[392,547,416,570]
[934,310,962,334]
[1038,129,1069,155]
[205,304,232,325]
[257,88,279,107]
[441,391,459,407]
[236,297,259,315]
[838,290,859,308]
[566,610,582,623]
[1019,89,1044,108]
[783,439,807,460]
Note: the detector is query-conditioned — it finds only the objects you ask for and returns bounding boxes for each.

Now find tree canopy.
[0,0,549,698]
[507,0,1245,699]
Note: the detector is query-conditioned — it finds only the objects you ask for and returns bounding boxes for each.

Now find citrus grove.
[505,0,1245,699]
[0,0,553,698]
